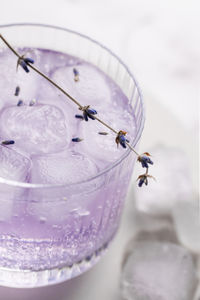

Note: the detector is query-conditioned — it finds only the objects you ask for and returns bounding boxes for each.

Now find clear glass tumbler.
[0,23,144,288]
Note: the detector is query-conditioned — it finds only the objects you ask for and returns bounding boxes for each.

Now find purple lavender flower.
[75,114,84,120]
[72,137,83,142]
[73,68,79,81]
[14,86,20,96]
[98,132,109,135]
[1,140,15,145]
[17,100,23,107]
[17,56,34,73]
[138,152,153,168]
[81,106,97,121]
[115,131,129,148]
[137,173,155,187]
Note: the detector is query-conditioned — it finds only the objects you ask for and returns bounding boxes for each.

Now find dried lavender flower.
[75,114,84,120]
[138,152,153,168]
[1,140,15,145]
[137,173,155,187]
[73,68,79,82]
[14,86,20,96]
[72,137,83,142]
[98,132,109,135]
[115,130,129,148]
[17,56,34,73]
[80,105,97,121]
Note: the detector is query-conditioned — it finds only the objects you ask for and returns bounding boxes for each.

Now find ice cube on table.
[121,241,197,300]
[194,285,200,300]
[135,145,193,217]
[0,104,69,155]
[172,197,200,255]
[0,146,30,221]
[28,150,98,222]
[51,63,112,108]
[73,108,136,168]
[37,80,79,133]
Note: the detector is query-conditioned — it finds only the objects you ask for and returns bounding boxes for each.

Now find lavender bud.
[73,68,79,82]
[14,86,20,96]
[98,132,109,135]
[17,100,23,107]
[75,114,84,120]
[72,137,83,142]
[1,140,15,145]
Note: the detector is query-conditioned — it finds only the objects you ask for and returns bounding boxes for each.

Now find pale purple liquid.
[0,48,136,282]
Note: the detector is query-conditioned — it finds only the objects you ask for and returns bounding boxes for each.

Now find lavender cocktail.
[0,24,144,287]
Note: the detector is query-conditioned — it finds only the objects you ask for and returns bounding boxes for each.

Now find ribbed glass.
[0,23,144,287]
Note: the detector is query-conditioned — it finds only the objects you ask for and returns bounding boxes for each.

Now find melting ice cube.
[28,150,98,222]
[30,150,98,185]
[0,48,44,108]
[73,108,136,168]
[121,240,197,300]
[0,146,30,221]
[172,197,200,254]
[0,104,69,155]
[51,63,112,108]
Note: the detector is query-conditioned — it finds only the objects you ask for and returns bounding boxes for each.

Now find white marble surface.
[0,0,199,299]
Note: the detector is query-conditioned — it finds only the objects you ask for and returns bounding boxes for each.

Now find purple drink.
[0,24,144,287]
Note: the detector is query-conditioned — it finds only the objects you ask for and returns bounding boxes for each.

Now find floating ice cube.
[121,241,197,300]
[28,150,98,222]
[73,108,136,168]
[0,146,30,221]
[0,48,43,108]
[135,145,193,216]
[37,80,79,132]
[30,150,98,184]
[172,197,200,254]
[51,63,112,108]
[0,104,69,155]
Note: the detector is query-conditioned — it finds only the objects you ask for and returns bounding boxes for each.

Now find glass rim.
[0,22,145,189]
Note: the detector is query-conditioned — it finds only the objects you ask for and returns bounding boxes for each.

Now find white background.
[0,0,199,299]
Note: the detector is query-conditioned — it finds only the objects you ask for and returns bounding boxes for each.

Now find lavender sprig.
[0,33,154,186]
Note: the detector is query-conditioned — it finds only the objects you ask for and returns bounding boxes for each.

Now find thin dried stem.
[0,33,140,156]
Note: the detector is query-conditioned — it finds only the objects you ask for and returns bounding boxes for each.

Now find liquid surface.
[0,48,136,185]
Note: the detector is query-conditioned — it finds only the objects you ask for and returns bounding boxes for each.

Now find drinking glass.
[0,23,144,288]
